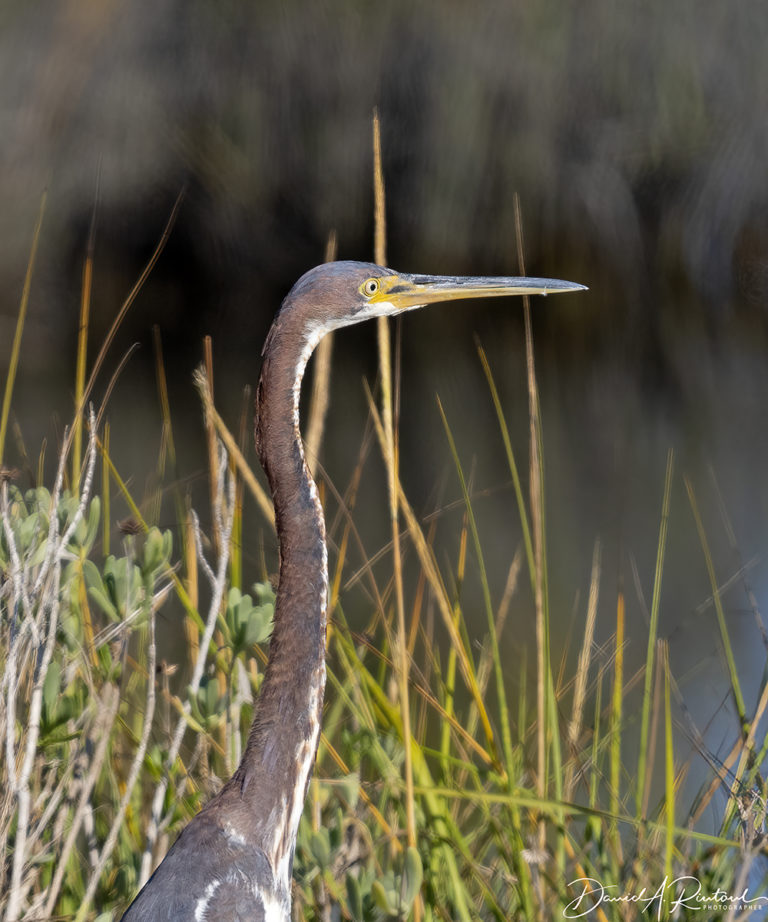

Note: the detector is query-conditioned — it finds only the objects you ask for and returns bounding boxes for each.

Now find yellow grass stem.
[372,109,387,270]
[36,439,46,487]
[153,326,177,472]
[636,448,674,817]
[610,590,625,858]
[305,231,337,477]
[0,191,46,466]
[662,640,675,895]
[73,194,96,486]
[566,539,601,800]
[440,512,467,767]
[513,195,562,878]
[372,111,418,891]
[514,198,546,793]
[228,387,251,591]
[642,639,665,820]
[590,667,603,809]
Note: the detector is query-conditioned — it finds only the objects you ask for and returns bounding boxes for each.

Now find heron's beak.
[373,273,587,310]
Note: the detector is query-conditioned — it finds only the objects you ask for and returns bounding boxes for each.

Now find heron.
[120,261,585,921]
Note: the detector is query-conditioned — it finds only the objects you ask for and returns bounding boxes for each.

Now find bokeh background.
[2,0,768,799]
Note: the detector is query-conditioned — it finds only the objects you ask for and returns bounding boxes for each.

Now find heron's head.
[284,260,586,337]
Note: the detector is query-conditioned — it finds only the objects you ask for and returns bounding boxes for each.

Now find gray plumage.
[120,812,285,921]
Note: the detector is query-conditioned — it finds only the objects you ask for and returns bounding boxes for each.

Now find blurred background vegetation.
[2,0,768,882]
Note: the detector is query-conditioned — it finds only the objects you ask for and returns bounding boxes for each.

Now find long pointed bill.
[372,273,586,311]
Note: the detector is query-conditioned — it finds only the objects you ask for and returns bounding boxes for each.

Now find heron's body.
[120,261,584,921]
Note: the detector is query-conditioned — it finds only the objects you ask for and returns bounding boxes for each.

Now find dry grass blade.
[72,182,97,484]
[566,538,601,799]
[305,231,338,477]
[194,365,274,529]
[513,196,547,796]
[153,325,177,472]
[93,342,140,435]
[372,108,387,267]
[0,191,46,466]
[229,385,252,591]
[372,110,418,891]
[512,195,563,874]
[65,188,185,467]
[203,336,221,553]
[661,639,675,893]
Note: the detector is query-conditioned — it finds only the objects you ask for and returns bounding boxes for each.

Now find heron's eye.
[362,278,379,297]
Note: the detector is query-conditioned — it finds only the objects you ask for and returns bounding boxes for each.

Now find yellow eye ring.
[362,278,379,297]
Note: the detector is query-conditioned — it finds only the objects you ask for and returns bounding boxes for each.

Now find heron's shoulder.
[121,864,286,922]
[119,811,284,921]
[174,804,274,869]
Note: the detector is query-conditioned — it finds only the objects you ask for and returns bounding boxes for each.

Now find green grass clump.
[1,174,767,921]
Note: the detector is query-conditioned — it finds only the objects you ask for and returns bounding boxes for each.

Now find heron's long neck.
[229,317,327,877]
